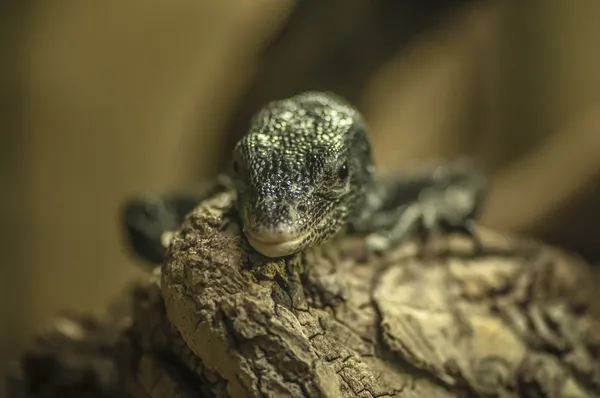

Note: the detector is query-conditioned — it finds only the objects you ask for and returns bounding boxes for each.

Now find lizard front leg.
[120,175,233,265]
[353,159,487,255]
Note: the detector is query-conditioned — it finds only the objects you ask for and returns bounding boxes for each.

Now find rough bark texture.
[8,191,600,397]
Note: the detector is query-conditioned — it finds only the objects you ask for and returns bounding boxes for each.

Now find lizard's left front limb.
[350,159,487,254]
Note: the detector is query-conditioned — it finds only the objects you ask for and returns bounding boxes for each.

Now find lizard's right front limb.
[120,175,232,265]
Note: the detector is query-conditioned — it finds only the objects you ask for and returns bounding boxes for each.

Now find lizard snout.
[243,223,310,258]
[245,224,302,243]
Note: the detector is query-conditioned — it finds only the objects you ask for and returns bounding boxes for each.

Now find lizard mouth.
[244,229,309,258]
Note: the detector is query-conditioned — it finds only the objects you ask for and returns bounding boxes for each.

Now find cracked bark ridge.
[8,192,600,397]
[158,192,600,397]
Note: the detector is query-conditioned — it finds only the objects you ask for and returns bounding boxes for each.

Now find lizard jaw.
[244,229,309,258]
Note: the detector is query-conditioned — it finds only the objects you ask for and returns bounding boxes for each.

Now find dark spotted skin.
[121,92,486,264]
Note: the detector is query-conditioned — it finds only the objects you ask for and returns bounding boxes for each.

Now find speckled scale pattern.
[232,91,374,254]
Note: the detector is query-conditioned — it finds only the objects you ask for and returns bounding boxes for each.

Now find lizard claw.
[364,232,392,257]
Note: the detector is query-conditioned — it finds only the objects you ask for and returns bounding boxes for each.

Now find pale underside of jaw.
[244,229,309,258]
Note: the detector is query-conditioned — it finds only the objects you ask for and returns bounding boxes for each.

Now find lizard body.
[121,92,486,263]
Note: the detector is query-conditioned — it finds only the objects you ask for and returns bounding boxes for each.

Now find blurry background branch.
[4,0,600,393]
[213,0,477,168]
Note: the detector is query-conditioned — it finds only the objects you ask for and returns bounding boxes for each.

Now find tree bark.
[8,191,600,397]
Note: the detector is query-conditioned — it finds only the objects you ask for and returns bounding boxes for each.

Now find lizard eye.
[336,162,349,183]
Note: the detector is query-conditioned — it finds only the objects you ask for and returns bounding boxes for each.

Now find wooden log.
[8,191,600,397]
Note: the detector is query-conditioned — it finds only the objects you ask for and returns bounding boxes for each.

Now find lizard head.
[232,92,374,258]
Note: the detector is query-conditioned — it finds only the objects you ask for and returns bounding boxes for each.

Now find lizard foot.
[364,185,482,258]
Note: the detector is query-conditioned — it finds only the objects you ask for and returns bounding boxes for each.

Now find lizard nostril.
[297,204,307,213]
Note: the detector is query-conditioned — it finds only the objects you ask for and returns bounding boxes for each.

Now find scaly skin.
[121,92,486,264]
[231,92,374,257]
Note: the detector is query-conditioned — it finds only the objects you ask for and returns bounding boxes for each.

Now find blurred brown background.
[3,0,600,394]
